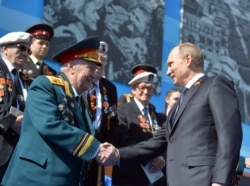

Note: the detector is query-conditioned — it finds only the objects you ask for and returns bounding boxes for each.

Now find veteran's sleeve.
[25,75,100,161]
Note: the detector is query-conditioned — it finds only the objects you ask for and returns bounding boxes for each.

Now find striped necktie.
[143,107,149,123]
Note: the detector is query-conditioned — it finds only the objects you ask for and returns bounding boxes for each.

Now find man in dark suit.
[83,41,119,186]
[1,36,119,185]
[22,23,56,84]
[112,64,166,186]
[112,43,242,186]
[0,31,32,181]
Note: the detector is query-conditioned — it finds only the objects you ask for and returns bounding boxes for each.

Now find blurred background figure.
[44,0,104,58]
[164,88,181,116]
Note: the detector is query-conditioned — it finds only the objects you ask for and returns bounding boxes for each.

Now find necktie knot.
[36,61,42,66]
[76,96,80,103]
[12,68,18,76]
[180,88,188,104]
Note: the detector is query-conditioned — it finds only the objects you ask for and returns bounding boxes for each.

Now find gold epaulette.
[46,76,73,98]
[124,93,133,103]
[124,93,133,98]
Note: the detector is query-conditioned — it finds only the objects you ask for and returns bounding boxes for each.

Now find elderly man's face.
[72,59,98,94]
[3,43,30,69]
[132,82,155,105]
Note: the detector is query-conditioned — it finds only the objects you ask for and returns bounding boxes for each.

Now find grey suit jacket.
[119,75,242,186]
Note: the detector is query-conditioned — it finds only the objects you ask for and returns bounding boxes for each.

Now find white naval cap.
[128,64,158,85]
[98,41,108,53]
[0,32,32,46]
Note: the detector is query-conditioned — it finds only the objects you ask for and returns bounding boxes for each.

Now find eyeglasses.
[9,44,31,55]
[137,86,155,92]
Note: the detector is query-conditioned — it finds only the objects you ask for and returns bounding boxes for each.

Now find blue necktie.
[179,88,188,105]
[143,107,149,122]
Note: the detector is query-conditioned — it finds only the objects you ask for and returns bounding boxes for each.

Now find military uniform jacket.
[119,75,242,186]
[112,100,166,185]
[22,56,57,85]
[0,57,20,168]
[83,77,118,186]
[1,73,100,186]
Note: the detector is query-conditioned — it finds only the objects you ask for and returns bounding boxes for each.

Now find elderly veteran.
[22,23,56,82]
[83,40,119,186]
[112,64,166,186]
[0,31,32,181]
[1,36,119,186]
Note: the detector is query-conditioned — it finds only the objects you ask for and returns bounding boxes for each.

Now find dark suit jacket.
[95,77,118,143]
[119,75,242,186]
[0,58,22,180]
[83,77,118,186]
[112,100,166,185]
[1,73,100,185]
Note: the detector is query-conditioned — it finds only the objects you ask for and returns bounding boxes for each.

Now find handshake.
[95,142,120,166]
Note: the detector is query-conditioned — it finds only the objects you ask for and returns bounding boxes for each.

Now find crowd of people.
[0,22,248,186]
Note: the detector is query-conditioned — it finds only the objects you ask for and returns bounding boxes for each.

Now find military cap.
[128,64,158,85]
[26,23,54,40]
[0,32,32,46]
[98,41,108,54]
[52,36,101,66]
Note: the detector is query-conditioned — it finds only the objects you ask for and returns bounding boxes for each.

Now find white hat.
[128,71,157,85]
[0,32,32,46]
[98,41,108,53]
[128,64,158,85]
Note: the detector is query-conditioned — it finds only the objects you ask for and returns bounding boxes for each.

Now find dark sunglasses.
[9,44,31,55]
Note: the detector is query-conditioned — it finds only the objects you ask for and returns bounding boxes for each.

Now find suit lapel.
[169,76,207,135]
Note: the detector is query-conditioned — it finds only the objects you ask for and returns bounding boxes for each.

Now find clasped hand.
[95,142,119,166]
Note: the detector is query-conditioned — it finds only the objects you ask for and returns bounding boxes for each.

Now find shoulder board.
[124,93,133,98]
[46,76,64,86]
[46,76,73,98]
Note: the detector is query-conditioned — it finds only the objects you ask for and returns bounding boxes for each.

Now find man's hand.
[148,156,165,173]
[11,115,23,134]
[95,142,119,166]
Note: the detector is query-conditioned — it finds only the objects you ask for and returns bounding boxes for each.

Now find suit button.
[169,138,172,143]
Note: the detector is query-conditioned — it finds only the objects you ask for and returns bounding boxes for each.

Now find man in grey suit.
[108,42,242,186]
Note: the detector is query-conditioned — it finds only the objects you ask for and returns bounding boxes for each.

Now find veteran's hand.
[11,115,23,134]
[96,142,120,166]
[148,156,165,173]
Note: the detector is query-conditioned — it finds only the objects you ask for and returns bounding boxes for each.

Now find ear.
[131,85,136,94]
[185,53,192,66]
